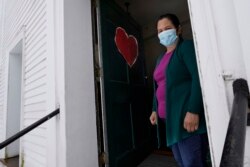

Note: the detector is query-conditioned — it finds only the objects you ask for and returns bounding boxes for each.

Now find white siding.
[0,0,7,155]
[0,0,5,151]
[0,65,3,144]
[0,1,7,152]
[0,0,55,166]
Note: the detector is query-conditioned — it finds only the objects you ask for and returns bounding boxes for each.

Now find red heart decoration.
[114,27,138,67]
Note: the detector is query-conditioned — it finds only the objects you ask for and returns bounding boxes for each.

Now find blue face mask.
[158,29,178,47]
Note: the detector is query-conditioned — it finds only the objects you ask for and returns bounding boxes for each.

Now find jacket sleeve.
[181,40,203,114]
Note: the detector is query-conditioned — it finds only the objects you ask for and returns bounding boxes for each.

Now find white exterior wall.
[0,0,99,167]
[188,0,250,166]
[63,0,99,166]
[0,0,5,156]
[0,0,57,167]
[233,0,250,84]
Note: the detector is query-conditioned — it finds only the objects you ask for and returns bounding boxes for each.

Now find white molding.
[19,27,26,167]
[45,0,57,166]
[54,0,66,166]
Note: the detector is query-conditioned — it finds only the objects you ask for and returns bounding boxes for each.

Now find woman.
[149,13,209,167]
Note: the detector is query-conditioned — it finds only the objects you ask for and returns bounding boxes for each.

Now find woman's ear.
[177,25,182,35]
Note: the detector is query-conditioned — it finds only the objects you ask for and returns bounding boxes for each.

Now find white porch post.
[62,0,99,166]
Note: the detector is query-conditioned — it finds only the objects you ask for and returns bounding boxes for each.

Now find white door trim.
[188,1,230,166]
[1,26,26,161]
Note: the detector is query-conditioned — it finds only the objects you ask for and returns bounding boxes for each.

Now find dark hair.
[157,13,182,38]
[157,13,180,29]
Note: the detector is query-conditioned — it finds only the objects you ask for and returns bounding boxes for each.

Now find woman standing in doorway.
[149,13,209,167]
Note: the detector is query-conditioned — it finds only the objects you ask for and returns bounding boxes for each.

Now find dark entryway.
[92,0,192,166]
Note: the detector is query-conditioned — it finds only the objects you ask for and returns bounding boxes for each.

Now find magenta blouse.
[153,51,174,119]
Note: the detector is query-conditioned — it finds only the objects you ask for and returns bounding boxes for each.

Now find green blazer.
[152,39,207,147]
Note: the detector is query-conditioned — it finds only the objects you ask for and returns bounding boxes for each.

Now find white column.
[63,0,99,167]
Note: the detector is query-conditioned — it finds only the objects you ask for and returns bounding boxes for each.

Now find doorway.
[5,40,23,166]
[93,0,193,166]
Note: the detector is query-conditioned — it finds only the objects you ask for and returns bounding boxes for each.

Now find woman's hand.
[150,112,157,125]
[183,112,199,132]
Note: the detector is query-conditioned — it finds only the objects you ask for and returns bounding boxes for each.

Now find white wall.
[0,0,58,166]
[233,0,250,86]
[0,0,6,158]
[188,0,250,166]
[63,0,99,166]
[1,0,99,166]
[0,0,3,59]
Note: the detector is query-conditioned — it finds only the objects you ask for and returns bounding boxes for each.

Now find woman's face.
[157,18,177,34]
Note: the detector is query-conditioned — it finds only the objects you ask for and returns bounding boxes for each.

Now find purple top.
[153,51,174,119]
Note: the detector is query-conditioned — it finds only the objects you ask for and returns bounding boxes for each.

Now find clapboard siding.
[24,91,46,101]
[25,40,47,59]
[24,128,46,138]
[0,0,50,166]
[24,80,46,94]
[25,35,47,55]
[23,133,46,146]
[24,101,46,112]
[0,63,4,144]
[26,28,47,50]
[23,141,46,157]
[24,94,46,106]
[0,57,7,149]
[25,49,46,67]
[25,67,46,81]
[24,110,46,119]
[23,148,47,165]
[25,67,46,85]
[3,0,27,45]
[25,56,46,74]
[22,135,46,148]
[24,85,46,99]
